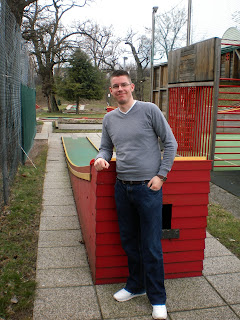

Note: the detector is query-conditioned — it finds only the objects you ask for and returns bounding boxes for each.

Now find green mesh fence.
[21,84,36,163]
[0,0,36,207]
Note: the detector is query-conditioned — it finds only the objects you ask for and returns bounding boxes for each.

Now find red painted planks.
[171,205,208,218]
[163,194,209,206]
[171,217,207,229]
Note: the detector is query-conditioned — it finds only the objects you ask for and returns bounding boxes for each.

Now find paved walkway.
[33,125,240,320]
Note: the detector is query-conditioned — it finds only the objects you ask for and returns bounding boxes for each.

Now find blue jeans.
[114,179,166,305]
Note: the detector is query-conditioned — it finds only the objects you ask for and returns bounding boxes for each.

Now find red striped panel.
[95,271,203,283]
[171,161,212,171]
[96,181,210,196]
[95,261,203,280]
[96,221,119,233]
[96,184,114,196]
[95,250,204,268]
[96,239,205,257]
[96,219,207,235]
[178,228,206,240]
[96,171,117,184]
[95,228,206,245]
[171,217,207,229]
[95,277,127,285]
[171,205,208,217]
[166,171,210,182]
[163,194,209,206]
[96,197,116,209]
[165,272,202,279]
[96,233,121,245]
[161,239,205,252]
[95,205,208,222]
[96,209,118,221]
[163,182,210,194]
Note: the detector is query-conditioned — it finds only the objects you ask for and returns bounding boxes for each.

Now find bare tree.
[125,30,151,100]
[154,6,187,61]
[22,0,91,112]
[6,0,37,25]
[77,21,122,71]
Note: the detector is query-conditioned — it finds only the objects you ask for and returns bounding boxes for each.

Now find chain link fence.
[0,0,36,208]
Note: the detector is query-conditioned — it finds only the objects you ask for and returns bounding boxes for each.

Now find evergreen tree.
[56,49,105,113]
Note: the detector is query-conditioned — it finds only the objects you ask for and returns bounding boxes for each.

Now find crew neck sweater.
[96,101,178,181]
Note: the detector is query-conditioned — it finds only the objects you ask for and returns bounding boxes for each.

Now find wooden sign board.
[168,38,217,84]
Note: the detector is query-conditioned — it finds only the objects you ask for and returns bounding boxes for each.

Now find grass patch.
[0,142,48,320]
[207,203,240,259]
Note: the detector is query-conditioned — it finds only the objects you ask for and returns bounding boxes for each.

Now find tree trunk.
[42,70,59,113]
[76,96,79,114]
[51,93,59,112]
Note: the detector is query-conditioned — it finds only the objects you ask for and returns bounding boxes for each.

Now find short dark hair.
[110,70,131,82]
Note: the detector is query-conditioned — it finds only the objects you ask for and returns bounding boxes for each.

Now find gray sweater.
[96,101,178,181]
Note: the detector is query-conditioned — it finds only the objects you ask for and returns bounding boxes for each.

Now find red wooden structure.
[63,137,212,285]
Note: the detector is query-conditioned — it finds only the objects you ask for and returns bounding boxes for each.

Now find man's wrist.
[157,175,167,182]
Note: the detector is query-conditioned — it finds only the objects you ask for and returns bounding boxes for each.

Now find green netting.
[21,84,36,163]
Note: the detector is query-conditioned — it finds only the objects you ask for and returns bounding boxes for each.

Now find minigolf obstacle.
[62,136,212,285]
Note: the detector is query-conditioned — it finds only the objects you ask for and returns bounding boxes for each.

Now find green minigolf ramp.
[62,137,98,167]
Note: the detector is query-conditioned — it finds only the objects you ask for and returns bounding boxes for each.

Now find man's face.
[109,75,135,105]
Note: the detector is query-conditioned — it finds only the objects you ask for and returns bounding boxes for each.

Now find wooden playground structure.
[152,37,240,171]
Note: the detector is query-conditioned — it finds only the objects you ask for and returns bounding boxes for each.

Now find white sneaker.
[113,288,146,302]
[152,305,167,319]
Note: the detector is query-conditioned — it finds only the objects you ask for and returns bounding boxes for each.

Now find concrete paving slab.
[164,277,226,312]
[37,246,88,269]
[41,205,77,216]
[43,192,74,201]
[170,306,239,320]
[47,150,64,156]
[80,133,100,139]
[47,148,64,154]
[206,273,240,304]
[44,171,69,179]
[46,163,67,171]
[43,188,73,198]
[43,177,70,185]
[204,237,234,257]
[95,283,152,319]
[51,133,73,139]
[38,230,82,248]
[45,156,65,163]
[42,195,75,206]
[34,286,101,320]
[43,180,71,189]
[232,304,240,317]
[36,267,93,288]
[41,122,53,134]
[46,159,66,166]
[39,216,80,231]
[35,133,49,140]
[203,255,240,276]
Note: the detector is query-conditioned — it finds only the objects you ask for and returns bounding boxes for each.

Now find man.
[94,70,177,319]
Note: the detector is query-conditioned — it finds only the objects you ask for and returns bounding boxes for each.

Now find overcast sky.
[61,0,239,65]
[65,0,239,40]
